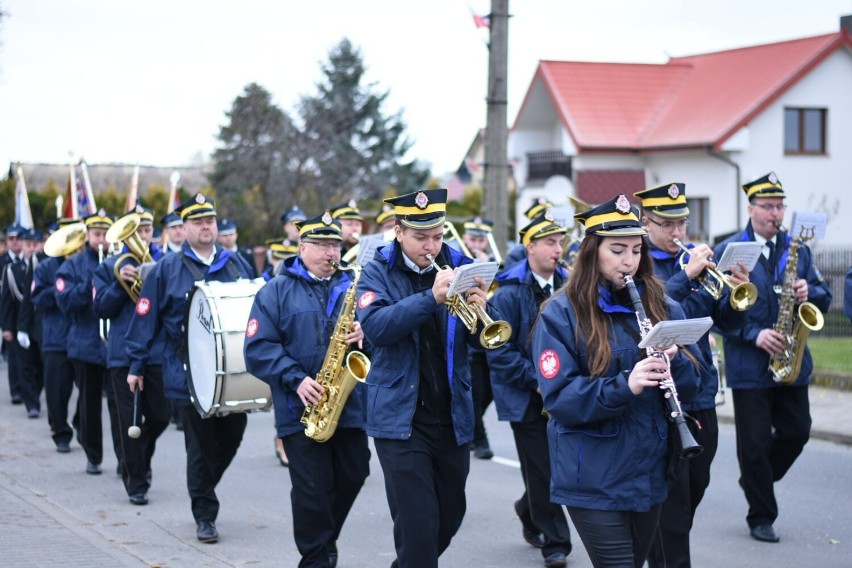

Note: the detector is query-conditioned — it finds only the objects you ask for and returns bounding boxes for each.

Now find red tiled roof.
[521,32,850,152]
[575,170,646,204]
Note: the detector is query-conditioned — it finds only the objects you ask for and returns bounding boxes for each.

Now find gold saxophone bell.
[673,238,758,311]
[425,254,512,349]
[44,222,87,258]
[106,213,154,303]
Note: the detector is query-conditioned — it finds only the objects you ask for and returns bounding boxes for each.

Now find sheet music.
[353,234,388,266]
[790,211,827,240]
[637,317,713,349]
[446,261,500,298]
[715,242,763,273]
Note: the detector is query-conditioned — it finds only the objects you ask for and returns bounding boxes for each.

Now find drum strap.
[180,253,242,282]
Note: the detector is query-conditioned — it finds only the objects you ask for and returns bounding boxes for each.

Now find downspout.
[705,146,741,237]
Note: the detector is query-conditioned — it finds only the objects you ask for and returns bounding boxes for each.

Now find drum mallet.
[128,385,142,439]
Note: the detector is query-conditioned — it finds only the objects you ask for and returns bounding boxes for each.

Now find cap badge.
[321,211,333,225]
[196,194,205,204]
[98,208,107,217]
[348,199,357,208]
[383,204,393,213]
[414,191,429,210]
[537,197,548,205]
[668,184,680,199]
[135,205,144,214]
[768,172,778,184]
[474,216,482,225]
[544,210,555,222]
[615,195,631,214]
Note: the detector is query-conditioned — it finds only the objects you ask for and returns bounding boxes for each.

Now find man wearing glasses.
[714,172,831,544]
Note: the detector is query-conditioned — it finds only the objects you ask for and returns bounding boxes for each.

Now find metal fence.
[813,247,852,338]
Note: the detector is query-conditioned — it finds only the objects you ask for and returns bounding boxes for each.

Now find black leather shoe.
[514,499,546,548]
[86,461,102,475]
[750,524,780,543]
[473,443,494,460]
[129,493,148,506]
[328,541,338,568]
[11,395,23,405]
[56,441,71,454]
[543,552,568,567]
[197,520,219,543]
[27,408,40,419]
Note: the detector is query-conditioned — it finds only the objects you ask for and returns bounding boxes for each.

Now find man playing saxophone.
[244,211,369,568]
[714,172,831,544]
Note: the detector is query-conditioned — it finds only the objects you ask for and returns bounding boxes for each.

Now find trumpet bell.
[480,320,512,349]
[44,222,87,257]
[730,281,758,311]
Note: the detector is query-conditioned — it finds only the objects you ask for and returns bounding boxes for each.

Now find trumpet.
[672,238,757,311]
[425,254,512,349]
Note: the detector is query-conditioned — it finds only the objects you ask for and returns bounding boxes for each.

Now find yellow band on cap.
[640,195,687,208]
[583,210,637,229]
[522,221,566,246]
[299,221,338,236]
[746,182,783,198]
[394,203,447,216]
[180,203,215,219]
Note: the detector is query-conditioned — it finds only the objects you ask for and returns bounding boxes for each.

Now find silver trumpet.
[672,238,757,311]
[425,254,512,349]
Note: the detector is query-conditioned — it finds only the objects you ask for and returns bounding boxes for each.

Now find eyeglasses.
[754,203,787,212]
[304,240,341,251]
[646,218,689,233]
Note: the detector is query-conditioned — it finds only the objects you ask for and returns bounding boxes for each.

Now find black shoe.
[197,520,219,543]
[56,441,71,453]
[750,524,780,543]
[473,443,494,460]
[27,408,40,419]
[86,461,102,475]
[129,493,148,506]
[543,552,567,567]
[11,395,23,405]
[328,541,338,568]
[514,499,545,548]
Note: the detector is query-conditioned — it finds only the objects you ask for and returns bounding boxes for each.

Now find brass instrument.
[105,213,153,303]
[443,221,473,258]
[44,222,87,258]
[342,229,394,265]
[425,254,512,349]
[301,262,371,442]
[623,274,703,459]
[563,196,591,269]
[672,238,757,311]
[769,224,825,384]
[485,231,504,266]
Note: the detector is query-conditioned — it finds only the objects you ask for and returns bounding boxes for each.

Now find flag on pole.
[63,163,79,220]
[125,165,140,212]
[167,171,181,212]
[14,166,34,229]
[470,8,490,29]
[78,161,98,215]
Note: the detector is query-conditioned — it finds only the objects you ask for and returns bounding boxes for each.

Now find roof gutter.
[705,146,741,232]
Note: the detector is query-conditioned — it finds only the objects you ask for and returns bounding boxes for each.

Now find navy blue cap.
[217,218,237,235]
[281,206,307,224]
[161,212,183,228]
[6,223,24,237]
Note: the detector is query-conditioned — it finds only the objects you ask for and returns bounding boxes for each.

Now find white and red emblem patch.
[668,184,680,199]
[55,278,66,292]
[768,172,778,184]
[615,194,631,214]
[246,318,259,338]
[539,349,560,379]
[358,291,376,309]
[414,191,429,209]
[136,297,151,316]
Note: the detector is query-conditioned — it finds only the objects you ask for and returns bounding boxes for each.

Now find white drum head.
[186,284,219,415]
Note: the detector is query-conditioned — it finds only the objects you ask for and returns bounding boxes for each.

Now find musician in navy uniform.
[55,211,122,475]
[531,195,700,568]
[217,218,257,278]
[635,183,748,567]
[330,200,363,258]
[126,194,254,543]
[13,229,47,419]
[487,212,573,568]
[713,173,831,543]
[245,212,370,568]
[31,219,80,452]
[1,223,27,405]
[93,207,168,506]
[504,198,554,268]
[282,206,307,243]
[161,212,185,254]
[356,188,495,568]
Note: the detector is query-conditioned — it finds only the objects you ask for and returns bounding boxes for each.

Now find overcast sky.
[0,0,850,182]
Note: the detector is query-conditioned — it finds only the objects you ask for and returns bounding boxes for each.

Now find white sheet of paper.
[446,261,500,298]
[637,317,714,349]
[353,234,388,266]
[715,242,763,273]
[790,211,827,241]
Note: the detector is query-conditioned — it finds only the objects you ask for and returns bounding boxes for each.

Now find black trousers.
[647,407,719,568]
[469,351,493,447]
[568,505,662,568]
[511,397,572,558]
[4,337,21,399]
[375,422,470,568]
[110,366,171,496]
[283,428,371,568]
[175,399,247,523]
[43,350,76,445]
[16,338,43,412]
[732,386,810,528]
[72,360,120,466]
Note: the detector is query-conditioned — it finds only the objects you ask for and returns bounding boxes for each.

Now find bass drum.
[184,279,272,417]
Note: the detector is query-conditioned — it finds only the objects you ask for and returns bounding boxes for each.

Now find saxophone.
[300,263,371,442]
[768,225,825,384]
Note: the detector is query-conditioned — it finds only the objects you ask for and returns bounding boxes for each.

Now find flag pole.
[125,165,140,212]
[15,165,34,229]
[79,160,98,215]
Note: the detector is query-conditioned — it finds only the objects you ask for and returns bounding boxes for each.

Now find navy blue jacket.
[531,286,700,511]
[93,245,165,369]
[714,223,831,389]
[55,246,107,366]
[244,256,367,437]
[486,260,567,421]
[31,257,70,352]
[125,244,253,400]
[649,241,745,410]
[356,241,494,445]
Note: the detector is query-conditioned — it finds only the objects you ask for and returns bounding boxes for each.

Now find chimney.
[842,15,852,35]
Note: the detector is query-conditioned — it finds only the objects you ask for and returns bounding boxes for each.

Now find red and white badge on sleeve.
[246,318,259,338]
[55,278,66,292]
[358,291,376,309]
[539,349,560,379]
[136,297,151,316]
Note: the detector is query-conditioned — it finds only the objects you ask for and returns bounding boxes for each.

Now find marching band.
[0,171,836,568]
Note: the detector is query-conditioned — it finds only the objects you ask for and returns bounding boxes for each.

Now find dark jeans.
[568,505,662,568]
[375,422,470,568]
[176,399,247,523]
[43,351,76,445]
[283,428,370,568]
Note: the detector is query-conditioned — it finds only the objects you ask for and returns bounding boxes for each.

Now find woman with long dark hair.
[531,194,700,568]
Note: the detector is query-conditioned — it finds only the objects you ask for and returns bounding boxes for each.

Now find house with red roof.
[508,17,852,246]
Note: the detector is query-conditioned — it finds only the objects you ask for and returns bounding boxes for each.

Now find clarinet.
[623,274,703,459]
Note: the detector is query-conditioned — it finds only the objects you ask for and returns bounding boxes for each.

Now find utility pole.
[483,0,510,255]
